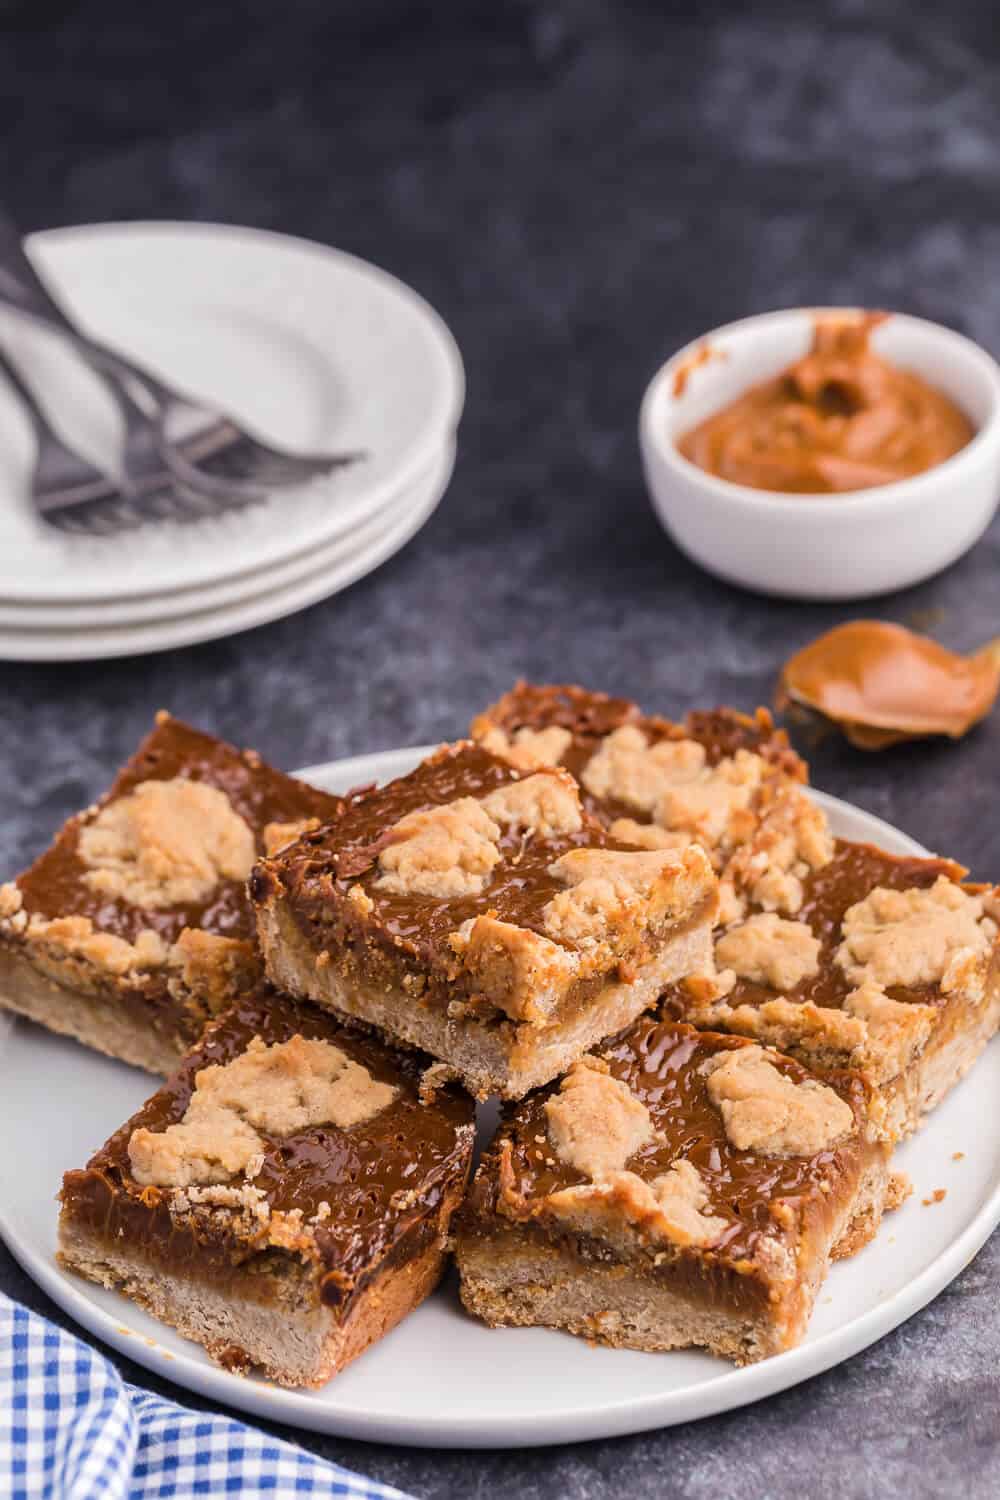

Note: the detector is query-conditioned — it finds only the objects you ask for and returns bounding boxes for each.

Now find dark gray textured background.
[2,1,999,1494]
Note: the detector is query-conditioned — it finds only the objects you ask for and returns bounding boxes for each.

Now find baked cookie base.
[256,897,715,1100]
[457,1154,892,1365]
[59,1212,454,1389]
[0,945,189,1076]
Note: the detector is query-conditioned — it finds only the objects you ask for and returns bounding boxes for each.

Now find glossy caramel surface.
[17,715,343,947]
[256,740,647,969]
[60,990,474,1301]
[468,1017,871,1267]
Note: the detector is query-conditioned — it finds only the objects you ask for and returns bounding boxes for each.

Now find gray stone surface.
[2,0,1000,1493]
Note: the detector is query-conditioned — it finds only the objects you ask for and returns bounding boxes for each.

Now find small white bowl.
[639,307,1000,600]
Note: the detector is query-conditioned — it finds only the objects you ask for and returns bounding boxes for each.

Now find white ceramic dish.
[640,307,1000,600]
[0,440,451,631]
[0,446,453,661]
[1,745,997,1449]
[0,222,464,604]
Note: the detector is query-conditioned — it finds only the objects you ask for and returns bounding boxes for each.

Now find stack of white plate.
[0,223,464,661]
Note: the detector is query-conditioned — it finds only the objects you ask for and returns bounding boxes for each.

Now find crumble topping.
[543,847,689,945]
[449,915,578,1022]
[166,929,259,1013]
[704,1045,854,1156]
[581,725,707,814]
[77,778,255,909]
[836,877,996,994]
[726,790,835,917]
[0,882,25,926]
[477,724,573,771]
[128,1034,398,1188]
[375,798,501,899]
[22,914,168,976]
[715,913,822,991]
[657,749,763,847]
[263,818,321,856]
[843,981,937,1065]
[480,770,583,835]
[608,818,692,852]
[546,1159,727,1250]
[544,1056,654,1179]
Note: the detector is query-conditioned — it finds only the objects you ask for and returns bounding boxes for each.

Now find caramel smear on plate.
[777,621,1000,749]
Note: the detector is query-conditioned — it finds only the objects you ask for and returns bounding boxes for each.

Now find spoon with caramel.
[776,620,1000,749]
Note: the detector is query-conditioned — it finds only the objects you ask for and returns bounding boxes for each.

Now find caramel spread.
[251,742,712,1022]
[678,315,974,494]
[59,990,474,1309]
[466,1017,874,1274]
[778,621,1000,748]
[12,715,343,948]
[470,681,804,824]
[665,840,969,1023]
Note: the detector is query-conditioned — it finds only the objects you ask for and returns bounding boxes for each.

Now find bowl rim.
[639,305,1000,516]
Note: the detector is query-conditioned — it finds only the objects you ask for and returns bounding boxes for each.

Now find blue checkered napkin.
[0,1293,412,1500]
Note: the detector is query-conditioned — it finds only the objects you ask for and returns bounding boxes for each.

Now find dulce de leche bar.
[456,1018,895,1364]
[471,682,1000,1137]
[0,713,343,1074]
[59,989,474,1388]
[250,740,718,1100]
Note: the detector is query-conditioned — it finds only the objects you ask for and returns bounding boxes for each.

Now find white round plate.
[1,751,997,1448]
[0,447,453,661]
[0,440,451,629]
[0,222,464,604]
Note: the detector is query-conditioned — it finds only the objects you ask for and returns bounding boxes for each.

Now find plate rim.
[0,451,452,662]
[2,750,997,1448]
[1,220,465,605]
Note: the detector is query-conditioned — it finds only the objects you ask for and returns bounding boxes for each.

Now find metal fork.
[0,210,362,504]
[0,346,226,533]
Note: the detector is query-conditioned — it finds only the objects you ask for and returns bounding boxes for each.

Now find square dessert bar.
[456,1017,894,1365]
[471,681,815,918]
[472,682,1000,1136]
[0,713,343,1074]
[250,740,719,1099]
[666,842,1000,1140]
[59,989,475,1389]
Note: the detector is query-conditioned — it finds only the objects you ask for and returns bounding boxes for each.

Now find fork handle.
[0,209,170,407]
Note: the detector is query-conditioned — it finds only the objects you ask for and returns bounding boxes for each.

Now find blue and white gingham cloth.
[0,1293,411,1500]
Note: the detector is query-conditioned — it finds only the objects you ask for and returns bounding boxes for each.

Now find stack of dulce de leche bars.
[3,687,997,1383]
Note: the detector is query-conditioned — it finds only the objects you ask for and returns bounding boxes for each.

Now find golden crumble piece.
[548,1158,728,1249]
[477,723,574,771]
[128,1034,398,1188]
[375,798,501,899]
[263,818,321,856]
[836,876,996,994]
[581,725,707,814]
[704,1044,854,1156]
[544,1056,654,1179]
[715,912,822,991]
[480,770,584,836]
[78,778,256,909]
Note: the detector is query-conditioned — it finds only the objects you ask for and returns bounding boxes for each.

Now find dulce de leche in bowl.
[677,313,974,495]
[639,307,1000,599]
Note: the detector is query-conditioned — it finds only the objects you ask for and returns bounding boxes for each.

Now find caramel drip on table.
[777,621,1000,748]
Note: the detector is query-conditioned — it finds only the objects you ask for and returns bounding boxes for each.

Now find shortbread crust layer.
[456,1017,892,1363]
[58,990,475,1387]
[250,740,718,1098]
